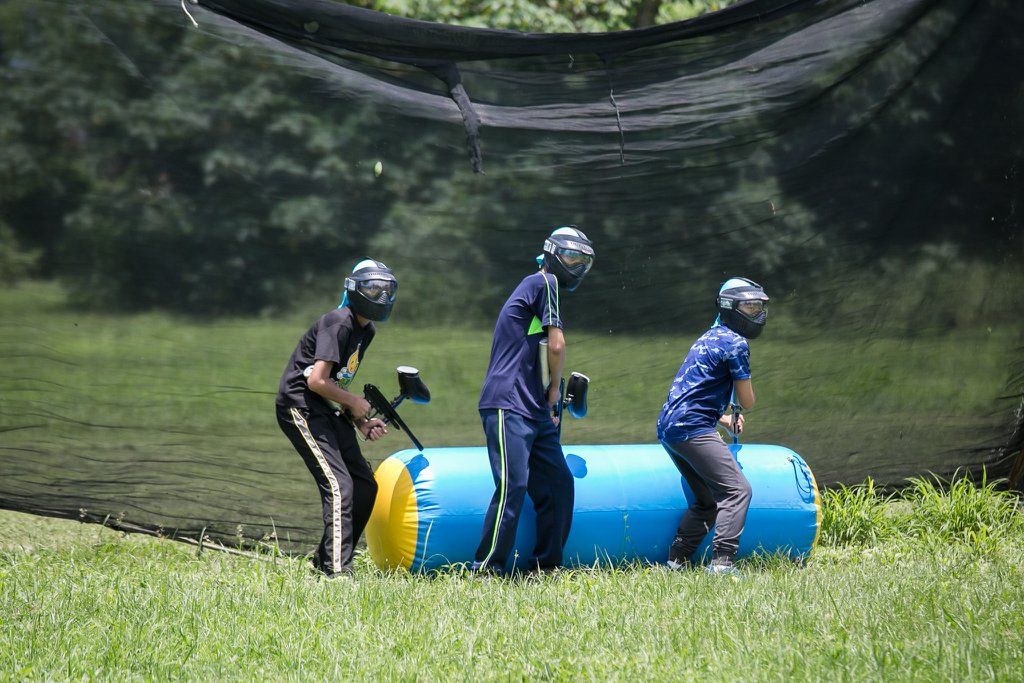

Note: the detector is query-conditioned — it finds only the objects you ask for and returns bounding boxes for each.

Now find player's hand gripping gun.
[539,338,589,429]
[728,403,742,445]
[553,371,590,433]
[362,366,431,451]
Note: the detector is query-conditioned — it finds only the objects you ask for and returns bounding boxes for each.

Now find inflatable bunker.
[366,444,820,573]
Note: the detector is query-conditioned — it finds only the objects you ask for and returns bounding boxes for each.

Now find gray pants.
[662,431,752,563]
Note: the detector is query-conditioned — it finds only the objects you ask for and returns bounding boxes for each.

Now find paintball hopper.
[363,366,430,450]
[563,371,589,419]
[396,366,430,405]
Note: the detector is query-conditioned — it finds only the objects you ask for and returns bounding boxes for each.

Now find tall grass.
[819,478,895,547]
[821,473,1024,549]
[901,472,1024,556]
[2,478,1022,681]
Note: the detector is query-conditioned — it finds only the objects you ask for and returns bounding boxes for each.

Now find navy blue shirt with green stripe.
[478,271,562,420]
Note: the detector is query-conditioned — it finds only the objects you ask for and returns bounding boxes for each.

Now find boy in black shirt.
[275,259,397,579]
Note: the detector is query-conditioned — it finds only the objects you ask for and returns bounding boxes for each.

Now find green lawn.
[1,477,1022,681]
[2,281,1022,680]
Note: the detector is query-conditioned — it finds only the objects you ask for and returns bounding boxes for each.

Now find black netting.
[1,0,1021,550]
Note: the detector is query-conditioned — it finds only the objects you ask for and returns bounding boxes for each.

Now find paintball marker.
[553,371,590,436]
[563,371,589,419]
[362,366,431,451]
[728,403,741,444]
[539,339,590,423]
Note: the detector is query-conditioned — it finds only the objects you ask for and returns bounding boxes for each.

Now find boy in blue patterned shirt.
[656,277,769,573]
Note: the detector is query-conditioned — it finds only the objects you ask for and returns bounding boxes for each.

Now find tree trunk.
[634,0,662,28]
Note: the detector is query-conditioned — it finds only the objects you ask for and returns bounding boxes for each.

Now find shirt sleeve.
[314,316,345,364]
[534,272,563,329]
[727,338,751,380]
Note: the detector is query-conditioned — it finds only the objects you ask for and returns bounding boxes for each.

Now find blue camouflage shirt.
[479,271,563,420]
[656,323,751,443]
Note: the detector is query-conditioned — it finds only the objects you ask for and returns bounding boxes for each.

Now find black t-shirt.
[275,307,375,414]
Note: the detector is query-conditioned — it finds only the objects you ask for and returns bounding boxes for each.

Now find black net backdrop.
[1,0,1021,550]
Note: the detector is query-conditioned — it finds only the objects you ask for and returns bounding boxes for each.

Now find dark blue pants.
[474,409,574,573]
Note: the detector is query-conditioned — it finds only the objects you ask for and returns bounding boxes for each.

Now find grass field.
[1,477,1022,681]
[1,281,1023,679]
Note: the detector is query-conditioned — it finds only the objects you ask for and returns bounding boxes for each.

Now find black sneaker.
[666,547,693,571]
[524,566,560,580]
[311,564,354,582]
[323,568,354,581]
[469,562,502,580]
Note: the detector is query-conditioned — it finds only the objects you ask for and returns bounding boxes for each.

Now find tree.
[350,0,737,32]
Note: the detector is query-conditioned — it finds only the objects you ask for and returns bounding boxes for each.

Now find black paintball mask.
[542,226,595,292]
[716,277,769,339]
[344,259,398,322]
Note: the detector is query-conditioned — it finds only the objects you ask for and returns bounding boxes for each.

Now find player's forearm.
[733,379,756,409]
[546,328,566,389]
[546,347,565,389]
[309,377,357,409]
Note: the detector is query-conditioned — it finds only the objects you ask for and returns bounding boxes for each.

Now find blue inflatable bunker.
[366,444,820,573]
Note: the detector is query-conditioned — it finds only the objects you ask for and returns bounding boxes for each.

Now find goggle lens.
[358,279,396,300]
[557,248,594,272]
[737,301,766,316]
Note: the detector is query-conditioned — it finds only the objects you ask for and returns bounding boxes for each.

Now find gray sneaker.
[704,558,740,576]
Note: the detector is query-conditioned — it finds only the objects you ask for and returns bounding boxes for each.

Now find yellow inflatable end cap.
[366,456,418,570]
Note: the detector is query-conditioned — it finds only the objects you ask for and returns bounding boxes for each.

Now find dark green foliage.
[355,1,740,32]
[2,0,1021,328]
[0,221,40,283]
[1,3,408,313]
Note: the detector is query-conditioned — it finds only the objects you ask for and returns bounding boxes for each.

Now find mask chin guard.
[563,371,589,419]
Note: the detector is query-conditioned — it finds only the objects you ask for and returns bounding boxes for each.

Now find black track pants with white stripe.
[277,405,378,575]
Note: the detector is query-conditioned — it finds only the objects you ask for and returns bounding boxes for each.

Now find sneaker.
[524,566,560,581]
[469,562,502,580]
[704,558,740,576]
[666,558,692,571]
[321,567,355,581]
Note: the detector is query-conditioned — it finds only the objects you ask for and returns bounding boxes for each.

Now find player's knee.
[731,478,752,506]
[554,466,574,492]
[690,500,718,521]
[506,480,529,501]
[355,480,378,514]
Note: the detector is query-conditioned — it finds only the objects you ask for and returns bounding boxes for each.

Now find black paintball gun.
[554,371,590,436]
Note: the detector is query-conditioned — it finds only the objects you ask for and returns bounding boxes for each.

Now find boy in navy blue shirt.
[656,277,769,573]
[473,226,595,575]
